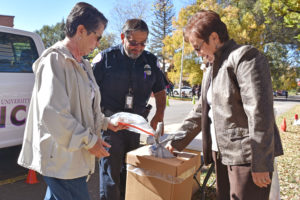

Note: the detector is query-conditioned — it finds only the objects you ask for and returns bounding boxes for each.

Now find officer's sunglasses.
[92,31,102,42]
[126,37,147,47]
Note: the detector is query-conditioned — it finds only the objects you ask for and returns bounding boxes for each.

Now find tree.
[163,0,266,86]
[149,0,175,73]
[87,33,118,62]
[227,0,299,89]
[109,0,151,34]
[259,0,300,44]
[164,0,299,90]
[35,19,65,48]
[264,42,289,89]
[279,66,298,91]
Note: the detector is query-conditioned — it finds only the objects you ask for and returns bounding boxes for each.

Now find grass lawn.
[168,95,193,101]
[276,105,300,200]
[192,105,300,200]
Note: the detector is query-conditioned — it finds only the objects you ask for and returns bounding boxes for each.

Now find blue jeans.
[99,129,140,200]
[43,176,90,200]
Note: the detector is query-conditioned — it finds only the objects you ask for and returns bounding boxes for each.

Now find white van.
[0,25,45,148]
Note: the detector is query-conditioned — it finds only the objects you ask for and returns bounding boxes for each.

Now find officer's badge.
[144,64,151,76]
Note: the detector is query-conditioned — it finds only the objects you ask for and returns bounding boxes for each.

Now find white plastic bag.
[110,112,155,136]
[110,112,174,158]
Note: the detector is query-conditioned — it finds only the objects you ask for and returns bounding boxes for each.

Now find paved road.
[148,95,300,132]
[0,96,298,199]
[0,154,100,200]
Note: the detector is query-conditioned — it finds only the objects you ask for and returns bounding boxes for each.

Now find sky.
[0,0,188,33]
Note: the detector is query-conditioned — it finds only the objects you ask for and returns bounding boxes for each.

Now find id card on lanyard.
[125,88,134,109]
[125,60,136,110]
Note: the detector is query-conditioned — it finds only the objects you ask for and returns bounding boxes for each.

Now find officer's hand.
[107,122,128,132]
[150,115,164,135]
[88,138,111,158]
[252,172,271,188]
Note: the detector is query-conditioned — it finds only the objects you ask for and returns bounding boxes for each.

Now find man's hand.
[152,90,166,134]
[252,172,271,188]
[107,122,128,132]
[88,138,111,158]
[150,115,164,135]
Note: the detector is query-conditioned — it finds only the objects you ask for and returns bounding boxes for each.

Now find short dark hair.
[184,10,229,43]
[65,2,108,37]
[122,19,149,37]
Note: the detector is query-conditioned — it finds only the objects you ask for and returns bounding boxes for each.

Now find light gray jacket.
[18,41,109,179]
[171,40,283,172]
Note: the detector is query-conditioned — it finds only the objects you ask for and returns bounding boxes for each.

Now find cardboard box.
[184,149,202,196]
[125,145,200,200]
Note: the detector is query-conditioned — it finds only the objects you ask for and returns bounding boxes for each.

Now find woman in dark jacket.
[166,10,283,200]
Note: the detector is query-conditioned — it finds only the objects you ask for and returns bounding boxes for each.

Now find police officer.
[92,19,166,200]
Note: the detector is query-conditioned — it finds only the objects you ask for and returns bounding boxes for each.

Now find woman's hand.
[165,141,175,154]
[88,138,111,158]
[107,122,128,132]
[252,172,271,188]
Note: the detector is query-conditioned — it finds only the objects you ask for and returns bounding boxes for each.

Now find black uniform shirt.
[92,44,165,116]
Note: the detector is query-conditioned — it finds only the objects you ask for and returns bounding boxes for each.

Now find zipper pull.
[86,171,92,182]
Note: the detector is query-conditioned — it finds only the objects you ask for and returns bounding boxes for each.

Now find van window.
[0,32,39,73]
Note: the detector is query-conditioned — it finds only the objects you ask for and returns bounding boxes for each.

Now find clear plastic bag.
[110,112,155,136]
[110,112,175,158]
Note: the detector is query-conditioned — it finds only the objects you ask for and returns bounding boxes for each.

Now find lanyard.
[128,59,136,95]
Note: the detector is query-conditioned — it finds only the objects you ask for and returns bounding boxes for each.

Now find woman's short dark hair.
[122,19,149,37]
[65,2,108,37]
[184,10,229,43]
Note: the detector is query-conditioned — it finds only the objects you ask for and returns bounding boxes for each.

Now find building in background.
[0,15,14,27]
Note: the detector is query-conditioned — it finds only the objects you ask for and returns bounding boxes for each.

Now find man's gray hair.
[122,19,149,36]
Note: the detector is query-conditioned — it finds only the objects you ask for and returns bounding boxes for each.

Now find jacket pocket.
[49,141,56,159]
[226,128,251,162]
[227,127,249,140]
[38,123,56,159]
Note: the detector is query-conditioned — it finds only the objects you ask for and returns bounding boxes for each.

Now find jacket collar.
[214,39,236,61]
[119,43,146,63]
[33,41,89,74]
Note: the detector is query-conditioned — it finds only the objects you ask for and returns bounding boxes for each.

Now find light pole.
[179,35,184,98]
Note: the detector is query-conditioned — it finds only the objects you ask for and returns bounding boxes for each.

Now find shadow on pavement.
[273,95,300,102]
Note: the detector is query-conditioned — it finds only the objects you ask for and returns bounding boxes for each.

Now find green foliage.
[164,0,299,90]
[258,0,300,45]
[265,42,288,89]
[35,19,65,48]
[163,0,266,86]
[279,67,298,90]
[87,33,118,62]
